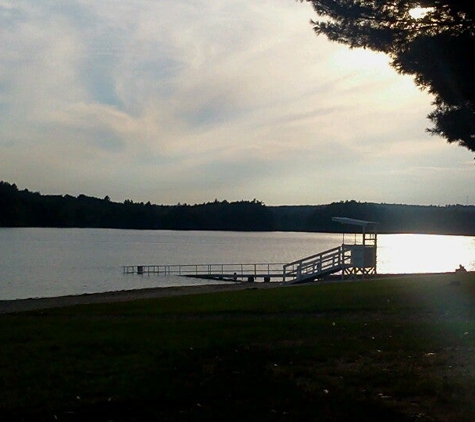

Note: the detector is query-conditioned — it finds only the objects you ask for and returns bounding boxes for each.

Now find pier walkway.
[122,245,349,283]
[123,263,286,282]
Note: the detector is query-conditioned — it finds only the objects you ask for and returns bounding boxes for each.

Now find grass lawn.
[1,273,475,421]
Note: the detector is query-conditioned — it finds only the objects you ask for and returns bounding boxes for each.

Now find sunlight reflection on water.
[377,234,475,274]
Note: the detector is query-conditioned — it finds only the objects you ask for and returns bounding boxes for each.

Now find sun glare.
[409,6,433,19]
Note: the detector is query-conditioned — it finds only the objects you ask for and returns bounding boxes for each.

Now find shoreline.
[0,272,458,315]
[0,281,285,314]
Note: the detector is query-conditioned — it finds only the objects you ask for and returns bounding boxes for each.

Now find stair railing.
[283,246,347,282]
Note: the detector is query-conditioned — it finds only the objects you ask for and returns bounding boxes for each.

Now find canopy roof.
[332,217,378,228]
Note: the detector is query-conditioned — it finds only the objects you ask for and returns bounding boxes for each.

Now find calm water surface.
[1,228,474,300]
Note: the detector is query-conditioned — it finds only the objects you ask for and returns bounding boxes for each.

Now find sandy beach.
[0,281,286,314]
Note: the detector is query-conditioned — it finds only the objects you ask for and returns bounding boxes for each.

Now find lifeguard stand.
[332,217,378,278]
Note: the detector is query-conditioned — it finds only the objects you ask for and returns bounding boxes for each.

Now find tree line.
[0,182,274,231]
[2,181,475,234]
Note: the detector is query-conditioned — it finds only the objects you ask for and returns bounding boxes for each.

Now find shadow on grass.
[6,348,415,422]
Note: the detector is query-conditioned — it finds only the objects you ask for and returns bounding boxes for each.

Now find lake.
[1,228,474,300]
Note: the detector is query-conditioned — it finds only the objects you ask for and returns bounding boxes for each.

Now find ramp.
[283,246,350,283]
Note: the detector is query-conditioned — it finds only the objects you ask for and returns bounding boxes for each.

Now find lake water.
[1,228,474,300]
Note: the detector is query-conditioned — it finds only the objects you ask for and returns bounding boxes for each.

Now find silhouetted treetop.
[302,0,475,152]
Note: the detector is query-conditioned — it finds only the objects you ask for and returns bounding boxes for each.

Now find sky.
[1,0,474,206]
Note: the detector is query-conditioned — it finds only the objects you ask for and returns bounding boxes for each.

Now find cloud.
[0,0,472,205]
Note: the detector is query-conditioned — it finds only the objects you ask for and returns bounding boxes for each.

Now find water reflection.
[377,234,475,274]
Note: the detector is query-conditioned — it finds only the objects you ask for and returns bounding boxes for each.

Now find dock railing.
[123,263,286,280]
[124,244,355,283]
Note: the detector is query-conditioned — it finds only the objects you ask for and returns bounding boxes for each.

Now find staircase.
[283,246,350,283]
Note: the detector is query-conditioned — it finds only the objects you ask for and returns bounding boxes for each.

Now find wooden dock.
[122,263,286,282]
[122,247,348,283]
[123,218,379,284]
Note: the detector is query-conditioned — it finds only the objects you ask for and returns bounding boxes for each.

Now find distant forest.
[2,181,475,235]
